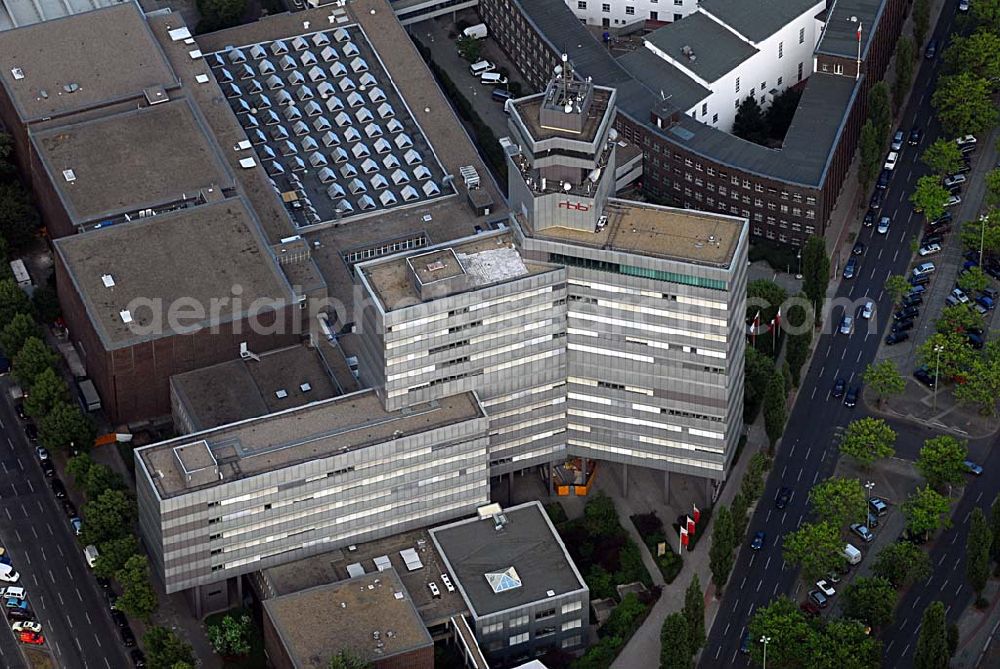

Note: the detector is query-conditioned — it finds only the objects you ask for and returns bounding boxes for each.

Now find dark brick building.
[478,0,909,247]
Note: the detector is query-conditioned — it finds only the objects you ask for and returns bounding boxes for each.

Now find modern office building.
[356,67,747,485]
[430,502,589,666]
[479,0,909,246]
[135,389,489,615]
[262,569,435,669]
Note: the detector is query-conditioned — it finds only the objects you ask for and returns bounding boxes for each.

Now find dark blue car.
[751,531,766,550]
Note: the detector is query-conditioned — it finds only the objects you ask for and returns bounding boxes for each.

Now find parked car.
[751,531,766,550]
[945,195,962,208]
[912,262,936,277]
[131,649,147,668]
[843,256,858,279]
[959,0,970,11]
[869,498,889,516]
[70,517,82,537]
[921,233,944,246]
[908,284,927,296]
[852,240,866,255]
[909,274,931,287]
[928,212,953,227]
[120,625,136,647]
[61,500,77,518]
[23,423,37,442]
[891,319,914,333]
[863,210,876,227]
[876,169,891,190]
[34,446,48,461]
[40,460,54,478]
[885,331,909,345]
[908,127,922,146]
[816,580,836,597]
[775,487,792,509]
[11,621,41,634]
[844,387,859,408]
[956,134,977,150]
[809,590,829,608]
[894,306,919,321]
[949,287,970,304]
[918,243,942,257]
[877,215,891,234]
[967,333,985,350]
[891,129,905,151]
[800,601,821,617]
[49,479,66,499]
[902,293,923,307]
[870,190,884,210]
[17,631,44,645]
[914,366,937,388]
[740,629,751,654]
[964,460,983,476]
[884,151,899,170]
[850,523,875,543]
[943,174,966,188]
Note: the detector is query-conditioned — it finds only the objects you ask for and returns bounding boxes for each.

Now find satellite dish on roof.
[563,182,572,192]
[561,53,569,62]
[564,103,573,113]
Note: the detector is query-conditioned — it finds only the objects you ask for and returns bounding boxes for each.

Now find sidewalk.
[954,580,1000,669]
[609,420,769,668]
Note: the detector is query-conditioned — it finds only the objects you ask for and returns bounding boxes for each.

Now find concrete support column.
[621,462,629,498]
[547,463,555,496]
[663,469,671,505]
[705,477,715,507]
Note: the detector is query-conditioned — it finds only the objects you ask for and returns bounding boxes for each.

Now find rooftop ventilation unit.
[275,389,288,399]
[101,274,115,288]
[11,68,24,80]
[63,169,76,182]
[119,310,133,324]
[300,383,312,392]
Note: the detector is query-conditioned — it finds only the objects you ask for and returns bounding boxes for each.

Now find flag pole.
[856,22,863,81]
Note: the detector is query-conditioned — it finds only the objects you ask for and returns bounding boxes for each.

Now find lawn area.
[629,512,683,583]
[204,608,266,669]
[24,649,55,669]
[548,493,653,601]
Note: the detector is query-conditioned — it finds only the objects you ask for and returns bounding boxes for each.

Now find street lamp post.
[796,249,802,279]
[864,481,875,525]
[761,636,771,669]
[980,214,987,268]
[933,344,944,411]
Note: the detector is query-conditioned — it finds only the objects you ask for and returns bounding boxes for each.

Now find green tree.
[582,492,619,537]
[957,353,1000,416]
[659,611,692,669]
[985,168,1000,209]
[932,72,999,136]
[910,175,951,223]
[84,463,125,500]
[782,521,846,582]
[683,574,705,653]
[961,211,1000,257]
[196,0,248,32]
[93,535,140,580]
[39,401,96,452]
[810,618,883,669]
[144,627,195,669]
[731,493,749,539]
[944,30,1000,81]
[967,507,992,601]
[0,313,40,358]
[839,417,896,468]
[709,506,735,592]
[784,295,812,386]
[82,488,136,545]
[893,37,916,109]
[763,370,787,447]
[0,183,41,251]
[916,435,968,492]
[746,279,788,331]
[747,597,815,668]
[936,304,985,335]
[801,236,830,321]
[11,336,56,387]
[744,345,776,422]
[904,486,952,540]
[809,477,866,530]
[843,576,897,628]
[913,0,930,47]
[858,120,882,193]
[914,601,949,669]
[732,97,767,144]
[872,542,932,588]
[921,138,964,177]
[207,613,252,657]
[65,453,94,483]
[455,35,483,63]
[863,360,905,407]
[991,495,1000,563]
[917,332,978,381]
[24,367,70,420]
[868,82,891,139]
[116,554,158,622]
[884,274,911,306]
[764,87,802,140]
[948,623,960,657]
[0,278,31,326]
[958,265,990,295]
[972,0,1000,33]
[328,651,372,669]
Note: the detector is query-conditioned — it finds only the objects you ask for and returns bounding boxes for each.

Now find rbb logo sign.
[559,200,591,212]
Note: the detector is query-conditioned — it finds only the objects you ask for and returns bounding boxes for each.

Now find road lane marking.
[57,544,63,557]
[805,448,811,460]
[841,348,847,360]
[76,588,83,602]
[25,480,32,493]
[976,491,983,502]
[57,592,64,606]
[893,249,900,261]
[811,387,817,399]
[765,556,771,570]
[741,576,747,590]
[813,470,819,484]
[797,468,803,482]
[939,554,947,565]
[782,465,787,478]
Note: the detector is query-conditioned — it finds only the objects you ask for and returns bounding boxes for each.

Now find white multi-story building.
[640,0,826,129]
[568,0,699,29]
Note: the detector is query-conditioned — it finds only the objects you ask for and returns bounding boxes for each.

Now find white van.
[469,60,495,77]
[480,72,508,86]
[1,586,25,599]
[84,545,100,569]
[843,543,862,565]
[462,23,488,39]
[0,564,19,583]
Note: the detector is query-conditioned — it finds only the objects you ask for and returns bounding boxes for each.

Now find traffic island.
[863,378,1000,439]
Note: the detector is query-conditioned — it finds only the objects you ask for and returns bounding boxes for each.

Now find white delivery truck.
[843,543,862,565]
[77,378,102,412]
[462,23,488,39]
[9,259,31,289]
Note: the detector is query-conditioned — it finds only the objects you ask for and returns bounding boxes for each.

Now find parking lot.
[409,11,531,141]
[864,128,1000,383]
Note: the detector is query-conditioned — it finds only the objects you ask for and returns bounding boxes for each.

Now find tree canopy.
[844,576,897,628]
[931,72,999,136]
[910,175,951,223]
[862,360,905,406]
[914,601,949,669]
[809,477,867,530]
[903,486,952,539]
[872,541,931,588]
[921,138,964,176]
[839,418,896,468]
[732,96,768,144]
[916,435,968,492]
[783,521,846,582]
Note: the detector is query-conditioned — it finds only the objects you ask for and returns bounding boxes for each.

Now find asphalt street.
[701,2,995,665]
[0,379,130,669]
